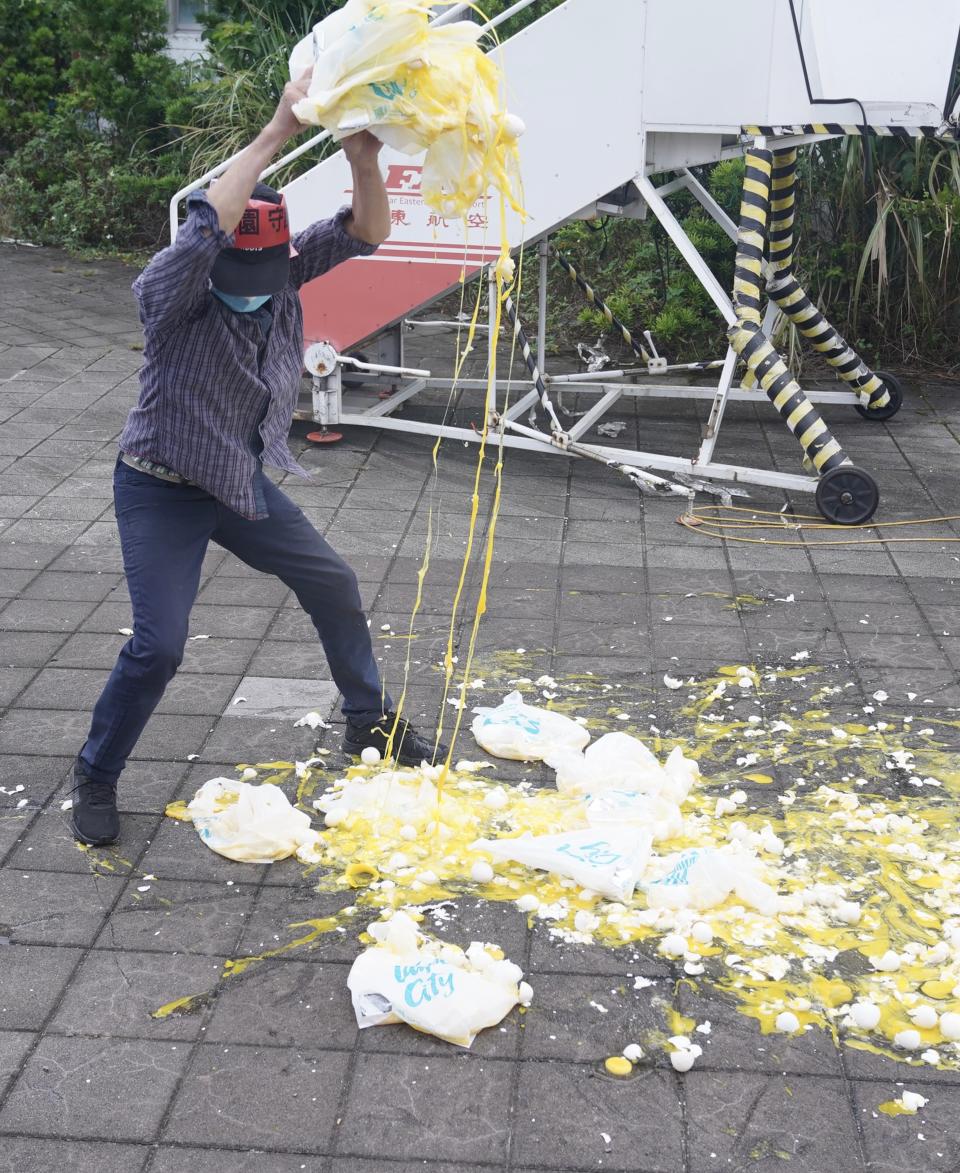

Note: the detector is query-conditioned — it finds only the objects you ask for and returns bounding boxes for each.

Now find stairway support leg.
[537,236,549,377]
[486,267,499,428]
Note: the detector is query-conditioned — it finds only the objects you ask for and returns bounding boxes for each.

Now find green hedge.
[0,0,187,252]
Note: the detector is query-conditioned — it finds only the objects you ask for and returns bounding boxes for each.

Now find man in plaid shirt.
[71,72,445,846]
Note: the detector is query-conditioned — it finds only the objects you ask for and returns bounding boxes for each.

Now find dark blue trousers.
[79,459,391,786]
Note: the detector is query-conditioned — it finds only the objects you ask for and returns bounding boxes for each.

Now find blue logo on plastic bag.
[556,838,623,868]
[394,960,456,1008]
[650,849,700,888]
[478,710,541,736]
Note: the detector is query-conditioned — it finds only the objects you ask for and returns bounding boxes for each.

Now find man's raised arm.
[341,131,391,247]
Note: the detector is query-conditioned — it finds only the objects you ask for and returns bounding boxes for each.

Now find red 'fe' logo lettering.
[384,164,422,194]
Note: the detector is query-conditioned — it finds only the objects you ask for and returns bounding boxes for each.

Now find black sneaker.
[343,713,448,767]
[69,759,120,846]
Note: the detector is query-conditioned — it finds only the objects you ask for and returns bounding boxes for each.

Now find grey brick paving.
[163,1043,350,1152]
[0,1138,150,1173]
[152,1152,324,1173]
[684,1072,863,1171]
[48,949,226,1042]
[336,1052,512,1164]
[0,944,84,1031]
[0,1035,188,1141]
[514,1063,683,1170]
[94,877,259,956]
[3,242,960,1172]
[852,1081,960,1172]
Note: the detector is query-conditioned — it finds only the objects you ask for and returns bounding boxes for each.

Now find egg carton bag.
[546,731,699,804]
[348,911,530,1048]
[644,847,780,915]
[288,0,524,217]
[472,827,653,903]
[471,690,590,761]
[185,778,323,864]
[584,787,684,844]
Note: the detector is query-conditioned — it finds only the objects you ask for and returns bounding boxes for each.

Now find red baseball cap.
[210,183,292,295]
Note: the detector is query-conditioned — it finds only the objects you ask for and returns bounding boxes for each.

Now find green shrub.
[199,0,332,73]
[169,0,337,182]
[60,0,183,143]
[0,114,180,249]
[0,0,188,250]
[0,0,68,155]
[520,165,741,364]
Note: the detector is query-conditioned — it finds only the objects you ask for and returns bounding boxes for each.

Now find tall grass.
[799,136,960,368]
[167,0,334,181]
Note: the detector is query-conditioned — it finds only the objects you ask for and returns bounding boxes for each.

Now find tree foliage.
[0,0,69,155]
[198,0,334,75]
[61,0,182,141]
[0,0,187,249]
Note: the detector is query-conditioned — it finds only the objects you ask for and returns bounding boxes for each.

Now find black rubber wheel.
[815,464,880,525]
[854,370,903,421]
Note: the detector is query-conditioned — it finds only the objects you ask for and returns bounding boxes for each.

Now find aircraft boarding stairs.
[172,0,960,523]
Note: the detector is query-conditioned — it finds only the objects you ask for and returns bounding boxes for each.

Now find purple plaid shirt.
[119,190,377,520]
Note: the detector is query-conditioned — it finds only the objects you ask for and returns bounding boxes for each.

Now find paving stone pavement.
[2,240,960,1172]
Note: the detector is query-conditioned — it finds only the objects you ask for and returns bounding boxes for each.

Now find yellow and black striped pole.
[727,148,849,476]
[740,147,797,389]
[504,296,547,396]
[503,295,563,433]
[762,148,890,411]
[768,146,798,275]
[550,246,653,364]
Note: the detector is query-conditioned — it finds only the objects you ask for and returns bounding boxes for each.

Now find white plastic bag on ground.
[584,788,684,844]
[472,827,653,903]
[314,769,438,828]
[546,732,698,803]
[471,691,590,761]
[288,0,524,218]
[184,778,323,864]
[644,847,780,914]
[348,911,528,1048]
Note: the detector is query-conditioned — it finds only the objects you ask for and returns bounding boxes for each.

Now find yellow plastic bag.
[289,0,524,219]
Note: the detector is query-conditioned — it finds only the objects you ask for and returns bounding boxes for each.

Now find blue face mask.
[212,288,272,313]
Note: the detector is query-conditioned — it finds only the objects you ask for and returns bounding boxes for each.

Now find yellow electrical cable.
[679,503,960,546]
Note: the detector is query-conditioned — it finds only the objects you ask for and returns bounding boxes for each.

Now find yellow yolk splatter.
[154,661,960,1070]
[878,1100,917,1116]
[151,993,208,1019]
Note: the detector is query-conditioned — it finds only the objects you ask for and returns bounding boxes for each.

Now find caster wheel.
[854,370,903,421]
[306,430,343,444]
[815,464,879,525]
